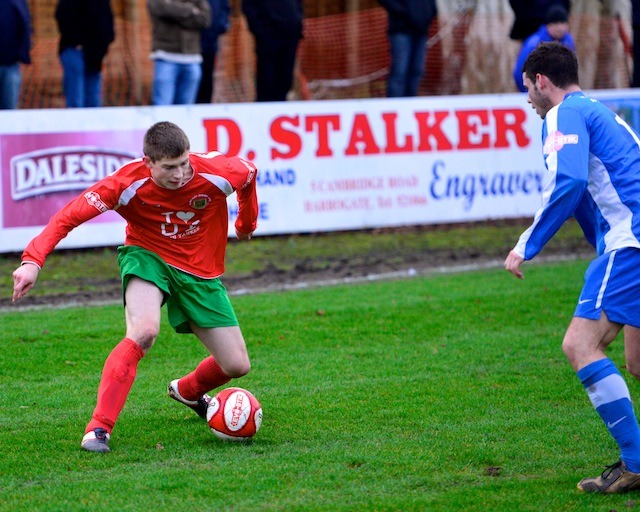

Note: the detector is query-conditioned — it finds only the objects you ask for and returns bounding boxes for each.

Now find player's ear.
[142,155,153,169]
[534,73,542,88]
[537,73,550,90]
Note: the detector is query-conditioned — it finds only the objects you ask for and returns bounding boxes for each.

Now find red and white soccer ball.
[206,387,263,441]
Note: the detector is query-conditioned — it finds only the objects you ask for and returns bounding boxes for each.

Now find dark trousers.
[196,49,217,104]
[634,23,640,87]
[254,35,299,102]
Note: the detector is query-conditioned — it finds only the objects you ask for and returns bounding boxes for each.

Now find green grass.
[2,259,640,511]
[0,219,592,299]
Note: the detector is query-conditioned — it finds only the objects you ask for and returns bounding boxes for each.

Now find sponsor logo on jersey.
[543,130,579,154]
[84,191,109,213]
[189,194,211,209]
[235,158,257,189]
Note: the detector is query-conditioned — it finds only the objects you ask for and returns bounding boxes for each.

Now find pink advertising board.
[2,130,144,228]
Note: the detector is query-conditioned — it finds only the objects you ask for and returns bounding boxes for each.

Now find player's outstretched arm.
[504,250,525,280]
[12,263,40,302]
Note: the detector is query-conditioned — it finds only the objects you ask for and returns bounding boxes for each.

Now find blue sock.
[578,358,640,472]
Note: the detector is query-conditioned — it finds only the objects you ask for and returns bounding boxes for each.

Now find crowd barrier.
[2,89,640,254]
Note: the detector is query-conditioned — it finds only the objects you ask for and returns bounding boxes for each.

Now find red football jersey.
[21,152,258,279]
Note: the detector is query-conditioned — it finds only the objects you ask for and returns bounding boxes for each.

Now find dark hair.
[143,121,190,162]
[522,41,579,89]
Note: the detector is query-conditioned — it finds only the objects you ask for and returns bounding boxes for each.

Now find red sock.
[178,356,231,400]
[85,338,144,434]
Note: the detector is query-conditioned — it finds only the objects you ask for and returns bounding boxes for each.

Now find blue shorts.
[574,247,640,327]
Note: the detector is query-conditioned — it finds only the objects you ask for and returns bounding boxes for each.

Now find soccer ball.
[206,387,263,441]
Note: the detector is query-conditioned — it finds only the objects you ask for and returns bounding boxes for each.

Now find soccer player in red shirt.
[12,121,259,452]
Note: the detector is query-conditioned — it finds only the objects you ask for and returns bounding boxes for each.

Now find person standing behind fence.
[512,5,575,92]
[0,0,31,110]
[148,0,211,106]
[195,0,230,104]
[378,0,438,98]
[55,0,114,108]
[241,0,303,102]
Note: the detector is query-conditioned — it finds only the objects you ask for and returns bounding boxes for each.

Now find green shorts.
[117,245,238,334]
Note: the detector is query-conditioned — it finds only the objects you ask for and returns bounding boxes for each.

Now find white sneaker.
[81,428,111,453]
[167,379,211,420]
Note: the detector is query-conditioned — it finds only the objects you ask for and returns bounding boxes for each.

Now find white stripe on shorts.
[596,250,617,309]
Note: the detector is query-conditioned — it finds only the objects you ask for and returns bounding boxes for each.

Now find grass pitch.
[1,259,639,511]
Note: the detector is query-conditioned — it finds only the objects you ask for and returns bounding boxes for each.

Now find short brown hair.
[143,121,190,162]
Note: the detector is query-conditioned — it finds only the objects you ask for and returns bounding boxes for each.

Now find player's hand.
[236,230,253,241]
[12,263,40,302]
[504,250,525,280]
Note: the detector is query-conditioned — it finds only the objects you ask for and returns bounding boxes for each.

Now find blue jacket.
[201,0,230,54]
[0,0,31,66]
[513,24,575,92]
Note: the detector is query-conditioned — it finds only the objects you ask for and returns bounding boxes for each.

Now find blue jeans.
[152,59,202,105]
[60,47,103,108]
[0,64,22,109]
[387,33,428,97]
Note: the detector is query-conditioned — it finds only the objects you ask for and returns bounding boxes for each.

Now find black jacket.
[508,0,571,41]
[378,0,438,36]
[55,0,114,73]
[241,0,303,40]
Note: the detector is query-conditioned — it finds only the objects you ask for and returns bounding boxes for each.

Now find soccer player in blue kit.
[505,41,640,493]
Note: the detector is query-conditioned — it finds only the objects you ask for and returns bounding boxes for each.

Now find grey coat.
[148,0,211,55]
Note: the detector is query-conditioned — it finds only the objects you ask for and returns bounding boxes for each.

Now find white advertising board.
[2,90,637,254]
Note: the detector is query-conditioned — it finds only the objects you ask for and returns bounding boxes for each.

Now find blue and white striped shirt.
[515,91,640,260]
